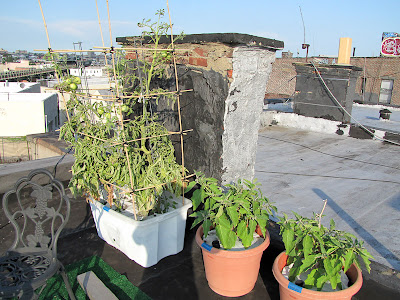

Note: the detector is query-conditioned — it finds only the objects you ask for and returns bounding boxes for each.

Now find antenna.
[299,6,310,61]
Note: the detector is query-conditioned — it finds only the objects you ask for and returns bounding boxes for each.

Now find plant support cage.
[35,0,193,220]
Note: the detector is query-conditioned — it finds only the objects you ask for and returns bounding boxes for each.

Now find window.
[379,79,394,104]
[361,77,367,95]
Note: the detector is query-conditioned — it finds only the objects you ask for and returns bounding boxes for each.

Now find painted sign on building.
[381,32,400,56]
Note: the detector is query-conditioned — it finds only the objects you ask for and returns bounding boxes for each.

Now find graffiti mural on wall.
[381,37,400,56]
[381,32,400,56]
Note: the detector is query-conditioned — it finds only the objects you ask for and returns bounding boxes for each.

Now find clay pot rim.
[272,251,363,297]
[195,225,270,258]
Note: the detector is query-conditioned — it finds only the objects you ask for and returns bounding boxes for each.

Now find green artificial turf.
[38,256,152,300]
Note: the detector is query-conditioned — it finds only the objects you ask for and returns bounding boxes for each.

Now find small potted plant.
[272,200,374,300]
[58,9,191,268]
[186,171,277,297]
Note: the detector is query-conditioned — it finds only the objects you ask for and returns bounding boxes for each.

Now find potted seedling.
[272,200,373,300]
[59,9,191,268]
[186,172,277,297]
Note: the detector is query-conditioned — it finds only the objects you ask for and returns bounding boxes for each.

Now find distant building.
[265,56,400,106]
[0,82,59,136]
[281,51,293,58]
[70,67,103,77]
[0,93,58,136]
[0,82,41,93]
[15,50,28,54]
[0,60,31,72]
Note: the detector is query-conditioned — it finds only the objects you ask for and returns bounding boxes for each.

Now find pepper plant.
[59,9,185,219]
[186,172,277,249]
[278,204,374,290]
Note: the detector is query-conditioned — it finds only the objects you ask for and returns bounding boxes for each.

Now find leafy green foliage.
[59,10,185,219]
[278,213,374,290]
[187,172,277,249]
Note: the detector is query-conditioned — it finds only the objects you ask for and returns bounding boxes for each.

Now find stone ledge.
[117,33,284,50]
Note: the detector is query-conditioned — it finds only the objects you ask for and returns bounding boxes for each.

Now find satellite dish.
[20,83,25,88]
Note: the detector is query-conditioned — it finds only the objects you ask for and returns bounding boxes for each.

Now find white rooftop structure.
[0,92,58,136]
[0,82,40,93]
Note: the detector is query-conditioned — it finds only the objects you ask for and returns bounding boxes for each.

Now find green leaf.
[289,256,303,281]
[316,274,328,290]
[298,254,317,274]
[304,269,319,288]
[237,220,247,238]
[256,217,267,237]
[202,219,212,238]
[215,205,224,219]
[282,228,295,256]
[190,215,204,230]
[359,248,373,273]
[184,180,197,193]
[216,224,236,249]
[227,206,239,227]
[209,183,221,195]
[217,213,232,229]
[330,218,336,230]
[343,249,355,273]
[303,234,313,257]
[323,257,334,282]
[191,189,204,210]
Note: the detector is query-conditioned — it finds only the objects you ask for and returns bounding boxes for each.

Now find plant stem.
[317,199,328,228]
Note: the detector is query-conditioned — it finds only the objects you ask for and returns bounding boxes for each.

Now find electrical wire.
[311,62,400,146]
[258,134,400,171]
[255,170,400,185]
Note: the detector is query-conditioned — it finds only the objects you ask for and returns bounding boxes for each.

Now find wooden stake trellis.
[36,0,193,221]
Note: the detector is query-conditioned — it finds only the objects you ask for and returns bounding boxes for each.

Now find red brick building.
[266,57,400,106]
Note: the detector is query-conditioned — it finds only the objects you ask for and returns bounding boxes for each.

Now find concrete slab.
[77,271,118,300]
[255,126,400,271]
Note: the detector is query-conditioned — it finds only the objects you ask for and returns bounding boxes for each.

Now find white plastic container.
[90,196,192,267]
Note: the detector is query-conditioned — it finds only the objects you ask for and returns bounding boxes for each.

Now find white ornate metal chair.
[0,169,76,299]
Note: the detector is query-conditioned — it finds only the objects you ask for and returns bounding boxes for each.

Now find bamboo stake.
[167,0,186,205]
[37,0,70,122]
[34,49,104,53]
[120,89,193,99]
[94,46,190,52]
[95,0,117,97]
[105,0,137,221]
[109,129,193,147]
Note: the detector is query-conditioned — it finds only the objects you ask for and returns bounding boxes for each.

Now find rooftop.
[1,126,399,299]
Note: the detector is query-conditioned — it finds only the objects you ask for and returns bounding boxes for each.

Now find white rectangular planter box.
[90,196,192,267]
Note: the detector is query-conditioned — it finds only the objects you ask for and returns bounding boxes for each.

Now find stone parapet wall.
[117,33,283,183]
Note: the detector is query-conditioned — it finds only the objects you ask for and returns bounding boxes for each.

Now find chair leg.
[59,263,77,300]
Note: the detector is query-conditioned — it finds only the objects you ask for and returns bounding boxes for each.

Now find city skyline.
[1,0,399,57]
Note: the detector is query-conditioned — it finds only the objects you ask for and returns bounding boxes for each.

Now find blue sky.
[1,0,399,57]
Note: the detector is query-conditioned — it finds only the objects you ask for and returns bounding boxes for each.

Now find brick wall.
[124,42,235,80]
[265,57,400,106]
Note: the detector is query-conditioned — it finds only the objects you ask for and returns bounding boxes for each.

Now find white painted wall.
[0,82,40,93]
[0,93,58,136]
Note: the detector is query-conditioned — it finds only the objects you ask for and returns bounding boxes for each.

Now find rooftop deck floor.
[56,222,399,299]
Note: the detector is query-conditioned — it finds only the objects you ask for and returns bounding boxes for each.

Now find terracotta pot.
[272,252,363,300]
[195,225,270,297]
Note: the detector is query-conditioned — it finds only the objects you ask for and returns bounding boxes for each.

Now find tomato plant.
[59,9,186,219]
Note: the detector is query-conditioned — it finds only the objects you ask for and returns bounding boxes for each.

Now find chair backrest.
[2,169,71,257]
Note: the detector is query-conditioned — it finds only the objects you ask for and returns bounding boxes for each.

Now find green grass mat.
[39,256,152,300]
